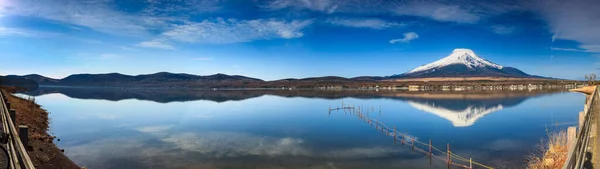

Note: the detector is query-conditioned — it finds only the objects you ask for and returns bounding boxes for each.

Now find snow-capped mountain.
[393,48,534,78]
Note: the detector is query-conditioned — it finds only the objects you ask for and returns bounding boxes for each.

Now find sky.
[0,0,599,80]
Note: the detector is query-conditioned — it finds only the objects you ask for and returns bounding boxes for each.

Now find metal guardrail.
[0,90,36,169]
[562,87,598,169]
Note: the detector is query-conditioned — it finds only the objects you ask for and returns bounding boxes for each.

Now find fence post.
[447,143,451,166]
[429,139,433,165]
[567,126,577,151]
[579,111,584,131]
[393,126,397,144]
[429,139,432,156]
[411,137,415,152]
[9,109,16,124]
[470,158,472,169]
[19,125,29,148]
[402,134,405,145]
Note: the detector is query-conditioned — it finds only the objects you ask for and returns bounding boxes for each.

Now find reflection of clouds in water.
[325,147,398,159]
[64,129,414,168]
[162,131,406,159]
[163,131,310,157]
[136,125,173,133]
[97,113,117,120]
[486,139,526,151]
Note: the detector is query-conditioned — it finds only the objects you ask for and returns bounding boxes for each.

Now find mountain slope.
[392,49,539,78]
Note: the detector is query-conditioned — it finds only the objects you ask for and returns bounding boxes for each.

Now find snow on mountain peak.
[406,48,503,74]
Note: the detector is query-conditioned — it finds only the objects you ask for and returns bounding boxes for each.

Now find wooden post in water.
[393,126,397,144]
[447,143,451,167]
[411,137,415,153]
[402,134,405,145]
[470,158,472,169]
[429,139,432,156]
[19,125,28,148]
[429,139,432,165]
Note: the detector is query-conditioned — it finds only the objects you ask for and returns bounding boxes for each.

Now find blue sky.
[0,0,599,80]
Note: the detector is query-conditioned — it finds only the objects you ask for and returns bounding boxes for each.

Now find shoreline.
[1,87,79,169]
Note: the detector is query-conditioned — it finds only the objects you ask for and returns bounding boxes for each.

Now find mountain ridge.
[391,49,541,79]
[4,49,571,88]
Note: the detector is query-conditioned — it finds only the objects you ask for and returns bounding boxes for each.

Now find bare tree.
[585,73,597,85]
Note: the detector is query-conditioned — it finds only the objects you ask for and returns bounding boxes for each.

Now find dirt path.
[1,88,79,169]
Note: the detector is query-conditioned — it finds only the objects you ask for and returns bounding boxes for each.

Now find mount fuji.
[391,49,538,79]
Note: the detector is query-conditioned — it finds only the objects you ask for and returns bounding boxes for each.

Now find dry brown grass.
[1,88,80,169]
[526,130,569,169]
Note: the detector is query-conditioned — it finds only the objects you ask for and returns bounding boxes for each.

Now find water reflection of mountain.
[22,87,567,104]
[395,94,531,127]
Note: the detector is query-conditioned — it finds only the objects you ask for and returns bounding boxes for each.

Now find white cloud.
[0,27,40,37]
[144,0,223,15]
[137,39,176,50]
[161,18,313,44]
[1,0,152,36]
[552,45,600,53]
[581,45,600,53]
[326,17,403,29]
[552,47,583,52]
[389,32,419,44]
[394,2,480,23]
[490,25,515,35]
[116,46,135,51]
[264,0,337,13]
[534,0,600,53]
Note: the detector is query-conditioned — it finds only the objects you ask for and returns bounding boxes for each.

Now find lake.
[19,87,583,169]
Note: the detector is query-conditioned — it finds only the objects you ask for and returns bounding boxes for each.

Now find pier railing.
[562,86,598,169]
[328,104,494,169]
[0,90,36,169]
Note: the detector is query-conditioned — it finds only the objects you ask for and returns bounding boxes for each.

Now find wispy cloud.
[116,46,135,51]
[389,32,419,44]
[552,47,584,52]
[2,0,152,36]
[99,53,119,59]
[144,0,223,15]
[326,17,403,29]
[490,25,515,35]
[393,2,480,23]
[0,27,35,37]
[552,45,600,53]
[194,57,213,61]
[161,18,313,44]
[535,0,600,53]
[137,39,176,50]
[263,0,338,13]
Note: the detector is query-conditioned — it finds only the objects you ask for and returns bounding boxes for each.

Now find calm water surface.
[20,88,584,169]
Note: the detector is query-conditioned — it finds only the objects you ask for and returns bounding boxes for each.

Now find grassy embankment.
[1,87,79,169]
[527,86,596,168]
[526,130,569,168]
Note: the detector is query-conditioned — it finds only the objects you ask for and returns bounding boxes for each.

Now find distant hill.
[0,75,39,89]
[11,72,264,88]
